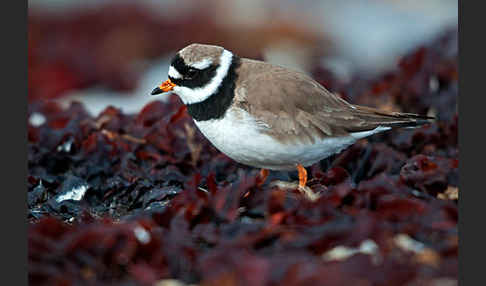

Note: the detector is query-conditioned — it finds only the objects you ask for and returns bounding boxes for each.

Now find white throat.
[172,49,233,105]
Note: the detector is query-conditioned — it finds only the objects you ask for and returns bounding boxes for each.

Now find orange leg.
[257,168,269,186]
[297,164,307,188]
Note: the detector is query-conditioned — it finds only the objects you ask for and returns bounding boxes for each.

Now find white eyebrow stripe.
[190,58,212,70]
[168,66,182,79]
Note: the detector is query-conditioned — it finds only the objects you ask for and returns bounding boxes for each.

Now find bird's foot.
[297,184,320,202]
[297,164,307,188]
[268,180,320,202]
[257,168,269,186]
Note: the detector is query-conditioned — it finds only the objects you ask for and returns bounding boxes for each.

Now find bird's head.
[151,43,235,105]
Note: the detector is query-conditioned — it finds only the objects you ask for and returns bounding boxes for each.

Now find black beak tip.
[151,87,162,95]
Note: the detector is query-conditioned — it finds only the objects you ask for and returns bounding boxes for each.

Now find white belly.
[193,108,389,170]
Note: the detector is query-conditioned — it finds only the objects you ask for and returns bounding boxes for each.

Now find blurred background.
[28,0,457,116]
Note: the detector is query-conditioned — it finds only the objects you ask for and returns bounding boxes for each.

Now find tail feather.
[351,105,435,129]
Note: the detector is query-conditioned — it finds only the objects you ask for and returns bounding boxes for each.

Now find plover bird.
[151,43,432,195]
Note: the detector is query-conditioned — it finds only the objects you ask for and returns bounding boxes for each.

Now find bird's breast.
[192,108,360,170]
[193,108,271,164]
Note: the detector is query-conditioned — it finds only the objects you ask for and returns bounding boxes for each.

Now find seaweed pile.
[28,27,458,285]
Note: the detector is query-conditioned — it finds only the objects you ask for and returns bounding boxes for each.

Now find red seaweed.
[28,17,458,286]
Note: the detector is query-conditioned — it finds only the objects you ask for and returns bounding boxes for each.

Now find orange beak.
[151,79,176,95]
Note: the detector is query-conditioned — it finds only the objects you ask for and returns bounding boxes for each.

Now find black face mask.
[179,55,241,122]
[168,54,218,89]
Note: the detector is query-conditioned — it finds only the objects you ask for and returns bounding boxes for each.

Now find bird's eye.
[186,68,198,79]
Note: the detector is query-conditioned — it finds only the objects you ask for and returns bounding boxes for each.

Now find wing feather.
[233,59,432,144]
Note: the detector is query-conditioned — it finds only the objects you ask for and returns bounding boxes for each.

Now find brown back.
[233,58,431,145]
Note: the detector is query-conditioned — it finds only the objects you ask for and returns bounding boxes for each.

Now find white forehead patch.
[173,49,233,105]
[168,66,182,79]
[190,58,212,70]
